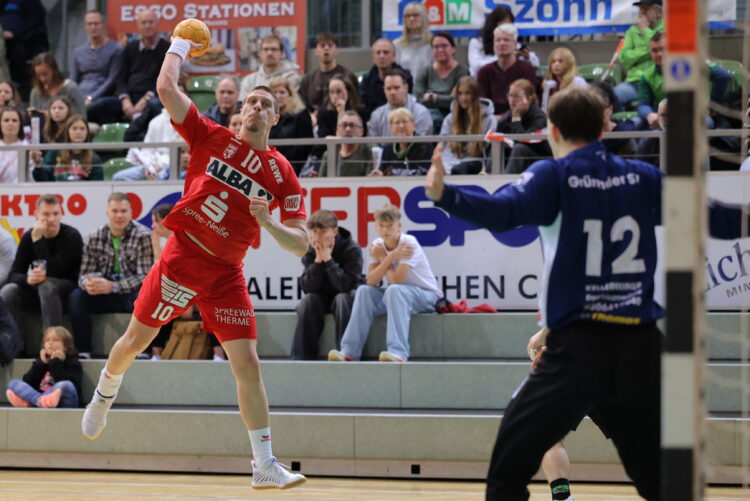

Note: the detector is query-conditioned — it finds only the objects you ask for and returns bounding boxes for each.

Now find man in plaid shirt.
[68,192,153,358]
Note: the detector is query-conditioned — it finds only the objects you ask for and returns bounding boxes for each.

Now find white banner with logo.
[1,173,749,310]
[382,0,736,38]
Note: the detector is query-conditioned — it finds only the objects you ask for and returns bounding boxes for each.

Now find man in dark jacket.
[292,210,363,360]
[202,75,241,127]
[359,38,414,117]
[1,0,48,99]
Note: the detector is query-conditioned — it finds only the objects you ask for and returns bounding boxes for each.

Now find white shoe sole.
[252,477,306,490]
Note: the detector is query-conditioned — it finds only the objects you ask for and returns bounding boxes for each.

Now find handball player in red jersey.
[82,33,308,490]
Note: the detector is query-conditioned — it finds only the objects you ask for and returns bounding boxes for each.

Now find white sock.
[96,368,123,398]
[248,428,273,464]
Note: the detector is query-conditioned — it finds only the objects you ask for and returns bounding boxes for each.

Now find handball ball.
[173,19,211,57]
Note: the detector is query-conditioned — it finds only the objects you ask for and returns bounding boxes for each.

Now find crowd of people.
[0,0,741,183]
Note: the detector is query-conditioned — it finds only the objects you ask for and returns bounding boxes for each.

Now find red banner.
[106,0,306,74]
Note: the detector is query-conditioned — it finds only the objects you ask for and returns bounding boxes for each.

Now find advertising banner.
[106,0,306,74]
[382,0,736,38]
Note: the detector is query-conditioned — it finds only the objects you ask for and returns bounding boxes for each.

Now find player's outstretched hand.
[249,197,271,226]
[425,145,445,201]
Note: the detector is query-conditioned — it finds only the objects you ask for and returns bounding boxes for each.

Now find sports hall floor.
[1,470,748,500]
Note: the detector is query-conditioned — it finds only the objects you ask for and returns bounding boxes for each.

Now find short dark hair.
[547,87,604,144]
[383,68,407,85]
[431,31,456,48]
[36,194,61,208]
[261,34,283,51]
[151,203,173,220]
[250,85,280,114]
[588,80,618,109]
[108,192,131,204]
[306,210,338,230]
[650,30,664,43]
[316,32,338,47]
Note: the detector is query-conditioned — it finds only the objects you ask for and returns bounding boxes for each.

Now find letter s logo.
[201,192,229,223]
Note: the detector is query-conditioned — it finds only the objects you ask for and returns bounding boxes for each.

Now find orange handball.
[172,19,211,57]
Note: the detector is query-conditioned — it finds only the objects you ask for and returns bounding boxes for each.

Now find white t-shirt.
[0,139,27,183]
[372,233,443,298]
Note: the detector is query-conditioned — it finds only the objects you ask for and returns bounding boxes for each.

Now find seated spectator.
[292,210,363,360]
[71,11,123,111]
[0,79,22,108]
[86,8,168,125]
[0,194,83,337]
[29,53,85,117]
[33,115,103,181]
[202,75,241,127]
[496,78,549,174]
[299,33,357,112]
[318,74,369,142]
[468,6,539,77]
[394,3,432,87]
[6,325,81,408]
[1,0,49,100]
[328,203,442,362]
[117,74,189,181]
[614,0,663,110]
[318,111,374,177]
[438,76,496,174]
[367,69,432,137]
[636,98,666,167]
[268,75,314,174]
[239,34,301,101]
[68,192,153,359]
[415,32,469,133]
[227,111,242,135]
[0,226,17,284]
[477,24,538,117]
[540,47,587,111]
[43,97,73,143]
[360,39,414,117]
[373,107,433,176]
[0,106,28,183]
[589,80,637,157]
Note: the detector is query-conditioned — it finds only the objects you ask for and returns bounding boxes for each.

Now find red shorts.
[133,231,257,342]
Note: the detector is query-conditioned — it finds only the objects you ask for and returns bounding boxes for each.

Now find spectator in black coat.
[359,38,414,117]
[496,78,550,173]
[202,75,241,127]
[268,75,313,174]
[1,0,49,100]
[292,210,363,360]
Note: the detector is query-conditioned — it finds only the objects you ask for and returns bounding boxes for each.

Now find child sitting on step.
[6,326,82,408]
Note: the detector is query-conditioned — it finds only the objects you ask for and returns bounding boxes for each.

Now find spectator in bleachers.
[415,32,469,134]
[614,0,663,110]
[468,6,539,77]
[373,107,433,176]
[202,75,241,127]
[87,8,168,125]
[0,226,16,284]
[71,11,123,113]
[6,325,81,407]
[496,78,550,174]
[68,192,153,359]
[227,111,242,136]
[438,76,496,174]
[394,2,432,88]
[268,75,314,175]
[116,74,189,181]
[29,53,85,116]
[239,34,301,101]
[317,74,368,146]
[589,80,637,157]
[292,210,363,360]
[299,33,357,113]
[0,106,27,183]
[33,115,103,181]
[0,194,83,337]
[0,27,7,82]
[319,111,374,177]
[1,0,49,100]
[43,97,73,143]
[540,47,587,112]
[360,39,414,117]
[636,98,666,168]
[477,24,538,117]
[367,69,431,137]
[328,203,442,362]
[0,79,21,108]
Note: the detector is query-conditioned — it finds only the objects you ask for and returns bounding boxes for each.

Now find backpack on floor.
[161,321,212,360]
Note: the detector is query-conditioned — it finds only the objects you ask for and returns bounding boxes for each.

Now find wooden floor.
[0,470,748,500]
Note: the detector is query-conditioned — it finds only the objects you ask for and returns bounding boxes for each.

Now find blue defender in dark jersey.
[426,87,748,501]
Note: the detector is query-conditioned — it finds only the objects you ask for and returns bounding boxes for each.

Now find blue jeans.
[613,82,639,111]
[340,284,438,361]
[7,379,79,408]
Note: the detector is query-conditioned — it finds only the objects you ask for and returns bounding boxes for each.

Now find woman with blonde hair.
[268,76,313,174]
[374,107,433,176]
[394,2,432,85]
[540,47,587,111]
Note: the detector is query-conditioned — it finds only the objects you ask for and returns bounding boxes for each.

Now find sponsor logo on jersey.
[223,143,238,159]
[269,158,283,184]
[284,194,301,211]
[206,157,274,202]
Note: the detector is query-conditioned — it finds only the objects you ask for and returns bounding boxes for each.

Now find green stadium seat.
[714,59,745,93]
[611,111,639,121]
[93,122,129,143]
[189,92,216,112]
[578,63,621,85]
[102,157,135,181]
[189,75,218,92]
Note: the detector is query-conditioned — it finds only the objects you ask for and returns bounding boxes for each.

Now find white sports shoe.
[81,391,114,440]
[251,458,306,489]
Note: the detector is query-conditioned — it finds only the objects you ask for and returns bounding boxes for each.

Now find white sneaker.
[251,458,306,489]
[81,391,114,440]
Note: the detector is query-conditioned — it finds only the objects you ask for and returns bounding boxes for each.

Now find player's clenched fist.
[249,197,271,225]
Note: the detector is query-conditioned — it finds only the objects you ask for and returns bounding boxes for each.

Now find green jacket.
[619,19,664,83]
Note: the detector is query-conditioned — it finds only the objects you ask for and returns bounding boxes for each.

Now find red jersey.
[163,104,307,265]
